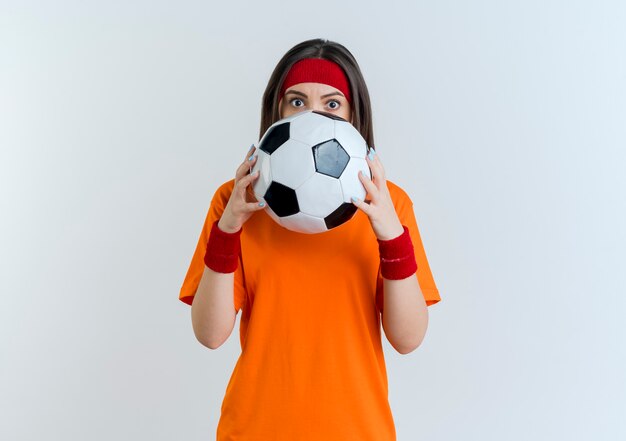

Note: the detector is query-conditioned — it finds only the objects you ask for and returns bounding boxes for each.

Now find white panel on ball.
[339,157,370,202]
[279,212,328,234]
[269,138,316,189]
[289,112,335,147]
[297,173,344,218]
[334,121,368,159]
[251,149,273,201]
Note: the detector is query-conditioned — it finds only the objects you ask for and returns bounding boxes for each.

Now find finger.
[350,195,371,215]
[372,149,386,179]
[235,160,249,181]
[244,143,256,161]
[243,168,260,184]
[244,172,261,200]
[358,169,378,199]
[246,147,258,175]
[245,199,266,211]
[365,149,384,188]
[235,154,258,181]
[236,169,259,194]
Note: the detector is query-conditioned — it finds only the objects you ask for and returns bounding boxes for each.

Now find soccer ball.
[251,110,372,234]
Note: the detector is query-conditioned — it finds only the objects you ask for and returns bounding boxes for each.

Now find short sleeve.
[178,179,247,312]
[376,181,441,313]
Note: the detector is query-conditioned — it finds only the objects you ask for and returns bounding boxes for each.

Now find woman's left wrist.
[377,222,405,241]
[376,224,418,280]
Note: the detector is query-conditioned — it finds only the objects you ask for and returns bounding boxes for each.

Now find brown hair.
[259,38,375,149]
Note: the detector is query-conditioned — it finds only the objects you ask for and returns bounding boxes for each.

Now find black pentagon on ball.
[312,110,347,122]
[259,122,290,154]
[325,203,358,229]
[264,181,299,217]
[312,140,350,178]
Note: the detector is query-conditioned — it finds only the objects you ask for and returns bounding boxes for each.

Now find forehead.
[285,82,342,94]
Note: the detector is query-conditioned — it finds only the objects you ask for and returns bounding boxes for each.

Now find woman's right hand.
[217,145,266,233]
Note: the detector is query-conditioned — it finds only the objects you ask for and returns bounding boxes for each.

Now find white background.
[1,0,625,439]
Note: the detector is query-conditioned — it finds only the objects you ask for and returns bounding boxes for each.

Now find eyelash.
[289,98,341,109]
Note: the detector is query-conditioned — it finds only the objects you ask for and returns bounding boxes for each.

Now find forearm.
[381,274,428,354]
[191,266,237,349]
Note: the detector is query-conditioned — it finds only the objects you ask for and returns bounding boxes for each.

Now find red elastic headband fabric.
[279,58,352,105]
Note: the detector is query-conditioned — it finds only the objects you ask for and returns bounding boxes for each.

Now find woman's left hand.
[351,147,405,241]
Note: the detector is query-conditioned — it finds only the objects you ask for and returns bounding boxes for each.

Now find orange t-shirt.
[180,178,441,441]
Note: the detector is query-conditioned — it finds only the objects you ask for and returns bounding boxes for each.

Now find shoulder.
[206,179,236,215]
[216,178,235,194]
[386,180,415,221]
[211,179,235,202]
[386,180,413,205]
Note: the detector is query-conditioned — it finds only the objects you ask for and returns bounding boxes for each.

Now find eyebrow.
[284,90,345,99]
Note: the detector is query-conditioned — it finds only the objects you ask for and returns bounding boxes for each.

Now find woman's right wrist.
[217,217,241,234]
[204,219,242,273]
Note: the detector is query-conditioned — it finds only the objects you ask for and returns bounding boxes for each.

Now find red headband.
[279,58,352,105]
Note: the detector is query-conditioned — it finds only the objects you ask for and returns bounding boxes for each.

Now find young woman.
[180,38,441,441]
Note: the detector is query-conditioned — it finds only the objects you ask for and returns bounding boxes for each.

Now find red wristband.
[377,226,418,280]
[204,220,242,273]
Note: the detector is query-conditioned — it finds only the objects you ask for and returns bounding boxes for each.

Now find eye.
[327,100,340,110]
[290,98,304,107]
